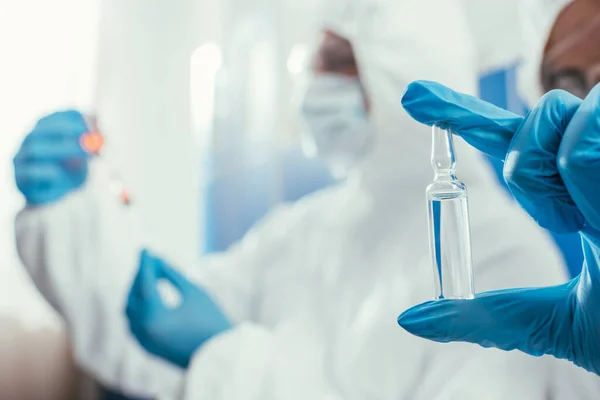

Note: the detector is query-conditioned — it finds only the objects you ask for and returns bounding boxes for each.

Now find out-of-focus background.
[0,0,583,398]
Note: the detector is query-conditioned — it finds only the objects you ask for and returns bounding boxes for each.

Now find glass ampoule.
[426,126,474,300]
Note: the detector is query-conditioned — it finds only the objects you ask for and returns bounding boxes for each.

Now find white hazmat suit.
[14,0,600,398]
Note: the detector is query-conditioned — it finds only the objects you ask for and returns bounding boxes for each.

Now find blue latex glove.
[14,110,89,205]
[398,80,600,375]
[126,250,232,369]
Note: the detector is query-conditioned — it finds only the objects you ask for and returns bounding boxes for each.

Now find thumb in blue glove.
[126,250,232,369]
[14,110,90,205]
[398,81,600,375]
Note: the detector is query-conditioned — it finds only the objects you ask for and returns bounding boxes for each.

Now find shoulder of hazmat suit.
[14,0,600,399]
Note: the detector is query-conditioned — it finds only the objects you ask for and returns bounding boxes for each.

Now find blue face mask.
[300,74,373,178]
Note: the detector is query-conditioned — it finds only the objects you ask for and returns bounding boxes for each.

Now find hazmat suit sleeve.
[178,320,340,399]
[15,162,186,399]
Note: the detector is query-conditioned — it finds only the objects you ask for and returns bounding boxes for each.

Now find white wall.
[96,0,209,267]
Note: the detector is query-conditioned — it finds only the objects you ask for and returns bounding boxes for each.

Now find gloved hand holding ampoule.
[398,80,600,376]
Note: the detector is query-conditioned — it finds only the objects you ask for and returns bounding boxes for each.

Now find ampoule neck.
[433,170,457,181]
[431,126,457,180]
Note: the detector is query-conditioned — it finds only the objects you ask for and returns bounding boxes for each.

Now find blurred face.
[542,0,600,98]
[299,30,372,178]
[313,30,359,77]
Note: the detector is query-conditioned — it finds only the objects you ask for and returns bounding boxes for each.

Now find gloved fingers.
[125,297,161,340]
[33,110,88,133]
[19,110,90,161]
[154,260,193,294]
[139,249,163,302]
[128,315,160,343]
[15,136,88,163]
[398,283,575,359]
[14,163,64,185]
[15,161,88,189]
[129,249,164,309]
[504,90,584,233]
[577,235,600,301]
[27,123,88,141]
[14,159,87,202]
[128,320,149,344]
[127,308,173,364]
[401,80,523,160]
[128,319,165,358]
[558,83,600,234]
[15,164,69,199]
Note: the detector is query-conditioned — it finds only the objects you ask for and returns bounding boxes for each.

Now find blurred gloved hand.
[14,110,90,205]
[126,250,232,369]
[398,80,600,375]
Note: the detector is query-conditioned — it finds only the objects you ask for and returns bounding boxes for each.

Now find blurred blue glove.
[126,250,232,369]
[398,81,600,375]
[14,110,89,205]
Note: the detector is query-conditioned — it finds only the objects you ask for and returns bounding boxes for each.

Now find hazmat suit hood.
[324,0,497,200]
[517,0,573,106]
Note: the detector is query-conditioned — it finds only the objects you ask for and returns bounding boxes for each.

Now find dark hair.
[314,31,358,74]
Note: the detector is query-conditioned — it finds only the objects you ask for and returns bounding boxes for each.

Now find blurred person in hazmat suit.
[12,0,600,398]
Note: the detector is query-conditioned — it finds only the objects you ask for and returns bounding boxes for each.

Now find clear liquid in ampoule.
[427,188,474,299]
[427,126,474,300]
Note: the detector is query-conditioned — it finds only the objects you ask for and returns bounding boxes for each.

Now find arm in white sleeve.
[15,161,185,399]
[181,322,340,400]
